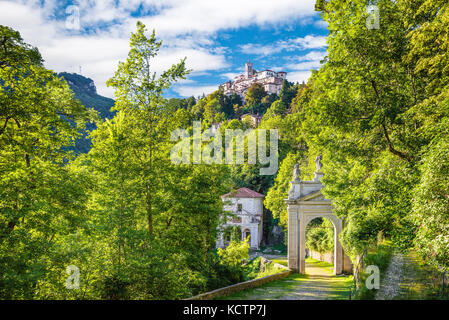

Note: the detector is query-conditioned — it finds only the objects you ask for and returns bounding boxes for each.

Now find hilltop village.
[172,60,302,130]
[220,61,287,99]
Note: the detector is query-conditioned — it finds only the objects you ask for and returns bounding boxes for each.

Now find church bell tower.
[245,60,253,77]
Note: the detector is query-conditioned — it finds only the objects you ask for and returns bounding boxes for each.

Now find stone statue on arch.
[315,154,323,172]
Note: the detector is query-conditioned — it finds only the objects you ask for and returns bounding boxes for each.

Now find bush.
[357,242,394,300]
[205,252,245,291]
[217,238,250,267]
[412,134,449,272]
[243,256,285,280]
[306,218,334,254]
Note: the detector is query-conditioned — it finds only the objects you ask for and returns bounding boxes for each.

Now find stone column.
[287,205,299,272]
[251,226,258,248]
[217,232,224,248]
[298,212,306,274]
[333,218,343,275]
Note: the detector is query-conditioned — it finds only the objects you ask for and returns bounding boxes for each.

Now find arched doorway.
[305,217,337,273]
[306,217,334,258]
[243,229,251,242]
[285,160,350,275]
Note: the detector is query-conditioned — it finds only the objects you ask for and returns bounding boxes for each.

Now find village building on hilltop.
[240,113,263,127]
[220,61,287,99]
[216,187,265,250]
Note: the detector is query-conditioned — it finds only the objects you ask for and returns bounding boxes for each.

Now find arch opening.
[243,229,251,242]
[305,217,336,275]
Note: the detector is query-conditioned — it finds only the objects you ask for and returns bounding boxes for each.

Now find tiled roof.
[222,187,265,199]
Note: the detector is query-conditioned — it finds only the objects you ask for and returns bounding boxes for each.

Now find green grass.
[269,257,334,271]
[218,272,309,300]
[218,258,353,300]
[356,242,394,300]
[271,258,288,267]
[243,256,287,280]
[305,257,334,274]
[353,242,449,300]
[398,251,449,300]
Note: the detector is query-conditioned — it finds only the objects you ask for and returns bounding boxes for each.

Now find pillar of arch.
[285,165,350,275]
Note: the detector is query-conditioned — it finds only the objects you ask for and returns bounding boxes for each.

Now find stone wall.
[309,250,334,264]
[185,270,292,300]
[343,252,353,274]
[309,250,353,274]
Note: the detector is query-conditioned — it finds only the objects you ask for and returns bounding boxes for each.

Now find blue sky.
[0,0,328,99]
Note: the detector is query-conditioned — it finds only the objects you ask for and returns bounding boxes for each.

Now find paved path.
[222,258,352,300]
[375,253,405,300]
[375,251,445,300]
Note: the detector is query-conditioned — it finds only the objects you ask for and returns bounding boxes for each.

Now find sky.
[0,0,329,99]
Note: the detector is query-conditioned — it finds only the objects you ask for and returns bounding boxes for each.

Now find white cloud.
[0,1,58,45]
[240,43,281,56]
[240,35,327,56]
[287,70,312,84]
[291,35,327,49]
[314,19,329,29]
[0,0,322,97]
[221,72,242,80]
[131,0,317,37]
[296,50,327,61]
[173,85,219,98]
[0,1,230,97]
[285,51,326,71]
[287,60,322,71]
[284,50,326,84]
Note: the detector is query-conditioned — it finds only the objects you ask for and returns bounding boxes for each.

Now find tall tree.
[245,83,266,112]
[106,21,190,235]
[0,25,90,298]
[297,0,449,257]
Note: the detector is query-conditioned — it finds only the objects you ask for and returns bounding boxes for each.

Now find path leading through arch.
[220,258,353,300]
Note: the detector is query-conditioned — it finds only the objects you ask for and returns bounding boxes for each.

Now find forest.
[1,0,448,299]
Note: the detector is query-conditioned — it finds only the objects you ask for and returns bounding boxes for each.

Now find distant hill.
[59,72,116,153]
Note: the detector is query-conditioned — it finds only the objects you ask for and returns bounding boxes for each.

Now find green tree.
[299,0,449,258]
[83,22,234,298]
[279,80,298,107]
[0,25,90,298]
[264,152,304,228]
[263,100,287,119]
[306,218,334,254]
[245,83,266,111]
[217,238,250,267]
[222,93,242,119]
[106,21,190,236]
[412,131,449,272]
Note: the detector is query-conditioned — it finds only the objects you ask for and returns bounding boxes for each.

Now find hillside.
[58,72,116,153]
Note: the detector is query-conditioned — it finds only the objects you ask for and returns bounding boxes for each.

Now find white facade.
[220,61,287,99]
[240,114,262,127]
[216,188,264,249]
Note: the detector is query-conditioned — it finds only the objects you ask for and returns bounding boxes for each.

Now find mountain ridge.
[59,72,116,153]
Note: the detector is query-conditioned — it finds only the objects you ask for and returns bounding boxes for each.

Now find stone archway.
[285,159,351,275]
[243,228,251,242]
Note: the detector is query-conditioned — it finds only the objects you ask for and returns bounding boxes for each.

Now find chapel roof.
[222,187,265,199]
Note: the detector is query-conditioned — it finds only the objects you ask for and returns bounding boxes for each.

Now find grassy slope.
[397,251,449,300]
[356,241,448,300]
[356,242,394,299]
